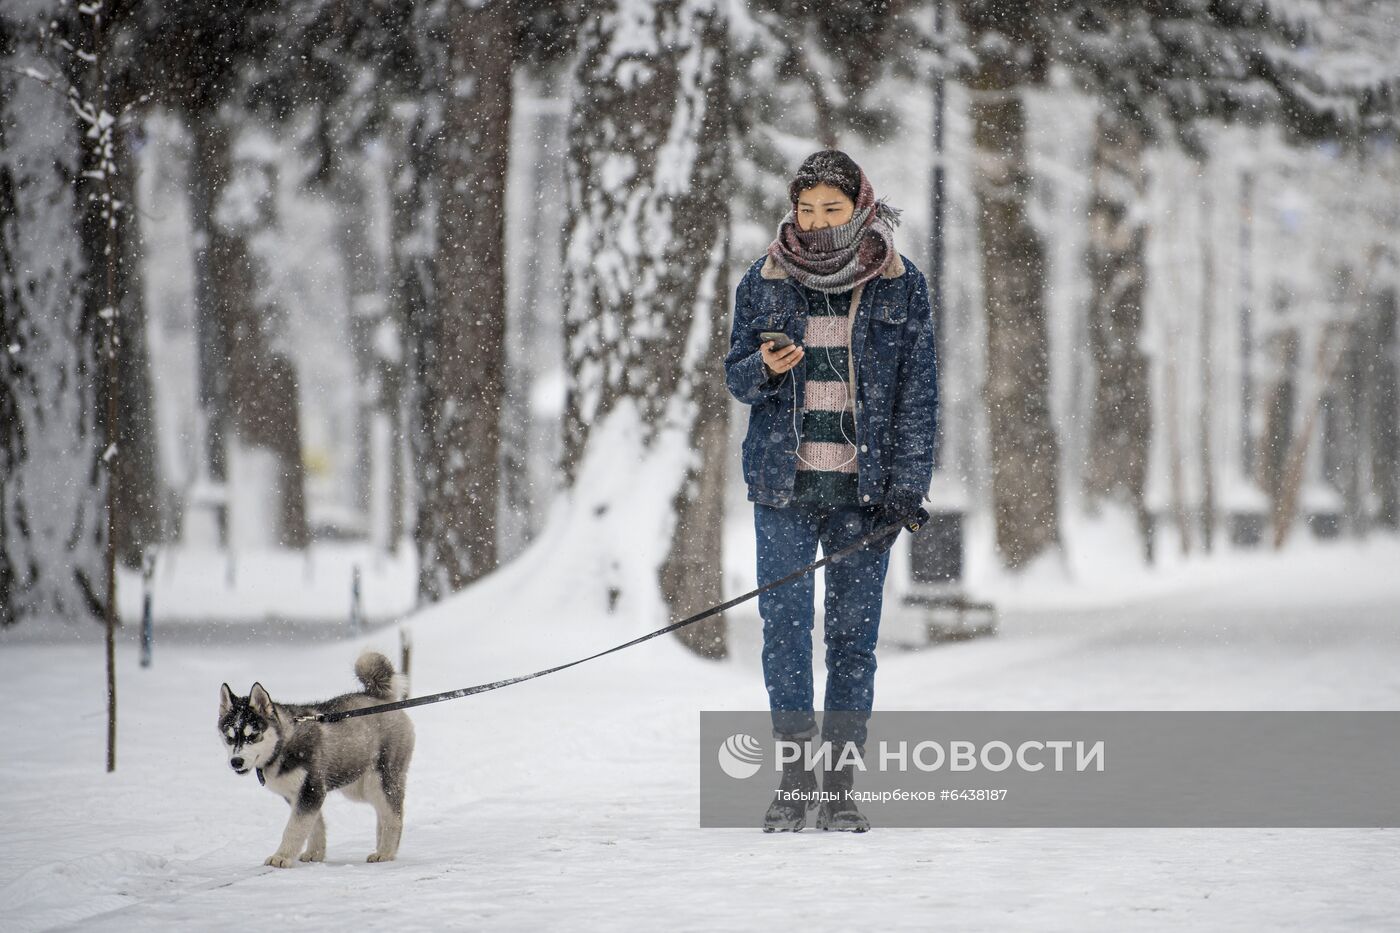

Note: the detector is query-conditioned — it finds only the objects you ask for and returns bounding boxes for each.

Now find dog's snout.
[230,757,245,770]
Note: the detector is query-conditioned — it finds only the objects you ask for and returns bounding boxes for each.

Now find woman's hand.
[761,340,804,377]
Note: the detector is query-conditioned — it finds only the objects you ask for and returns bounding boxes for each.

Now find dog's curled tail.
[354,651,408,700]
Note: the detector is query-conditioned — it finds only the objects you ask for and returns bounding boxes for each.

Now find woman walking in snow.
[723,150,937,833]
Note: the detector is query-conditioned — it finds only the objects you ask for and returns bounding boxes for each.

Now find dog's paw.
[264,854,296,869]
[366,852,396,863]
[299,851,325,863]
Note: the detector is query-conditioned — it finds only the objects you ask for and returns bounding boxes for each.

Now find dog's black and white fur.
[219,651,415,868]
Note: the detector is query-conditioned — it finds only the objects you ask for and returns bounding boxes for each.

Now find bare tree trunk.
[111,121,169,567]
[1080,107,1148,551]
[1370,290,1399,528]
[564,0,731,657]
[1083,108,1151,554]
[261,356,309,547]
[188,113,234,510]
[413,1,514,601]
[1267,249,1376,547]
[210,127,309,549]
[1163,332,1192,555]
[1335,318,1367,536]
[389,107,433,564]
[384,352,407,553]
[74,2,124,771]
[1259,329,1298,507]
[1272,325,1347,548]
[970,86,1060,570]
[1198,232,1216,552]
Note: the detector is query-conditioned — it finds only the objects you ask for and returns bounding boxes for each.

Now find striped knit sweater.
[793,283,858,505]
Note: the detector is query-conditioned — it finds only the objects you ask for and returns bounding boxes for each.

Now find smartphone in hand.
[759,331,794,350]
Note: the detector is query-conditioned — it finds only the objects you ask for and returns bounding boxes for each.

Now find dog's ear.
[249,682,275,717]
[220,683,234,716]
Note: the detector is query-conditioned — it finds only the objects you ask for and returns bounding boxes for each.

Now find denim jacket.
[723,249,938,508]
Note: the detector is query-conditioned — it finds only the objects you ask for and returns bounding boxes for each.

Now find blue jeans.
[755,501,891,749]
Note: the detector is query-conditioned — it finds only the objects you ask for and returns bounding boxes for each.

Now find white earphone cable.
[789,290,857,471]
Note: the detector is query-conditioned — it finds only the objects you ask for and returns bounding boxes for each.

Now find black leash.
[301,512,923,725]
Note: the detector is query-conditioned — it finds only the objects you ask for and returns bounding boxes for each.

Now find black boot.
[762,734,819,832]
[816,744,871,832]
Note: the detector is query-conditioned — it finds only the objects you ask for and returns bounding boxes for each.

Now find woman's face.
[796,182,855,231]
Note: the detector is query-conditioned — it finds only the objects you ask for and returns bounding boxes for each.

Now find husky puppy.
[218,651,415,868]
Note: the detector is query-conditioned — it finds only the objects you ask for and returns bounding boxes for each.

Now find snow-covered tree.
[168,109,312,550]
[255,0,592,596]
[942,0,1400,568]
[563,0,732,656]
[403,1,589,599]
[213,128,311,549]
[108,115,169,568]
[408,0,518,598]
[0,0,169,585]
[124,0,285,549]
[1053,0,1400,552]
[954,2,1063,570]
[0,1,106,628]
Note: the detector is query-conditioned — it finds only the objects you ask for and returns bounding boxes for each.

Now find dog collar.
[256,767,266,786]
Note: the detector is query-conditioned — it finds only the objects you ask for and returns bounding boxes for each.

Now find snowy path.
[4,537,1400,931]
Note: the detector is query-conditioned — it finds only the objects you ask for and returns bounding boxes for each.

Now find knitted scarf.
[766,167,902,294]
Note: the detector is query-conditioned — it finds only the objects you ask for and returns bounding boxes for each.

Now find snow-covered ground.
[107,539,418,636]
[4,528,1400,931]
